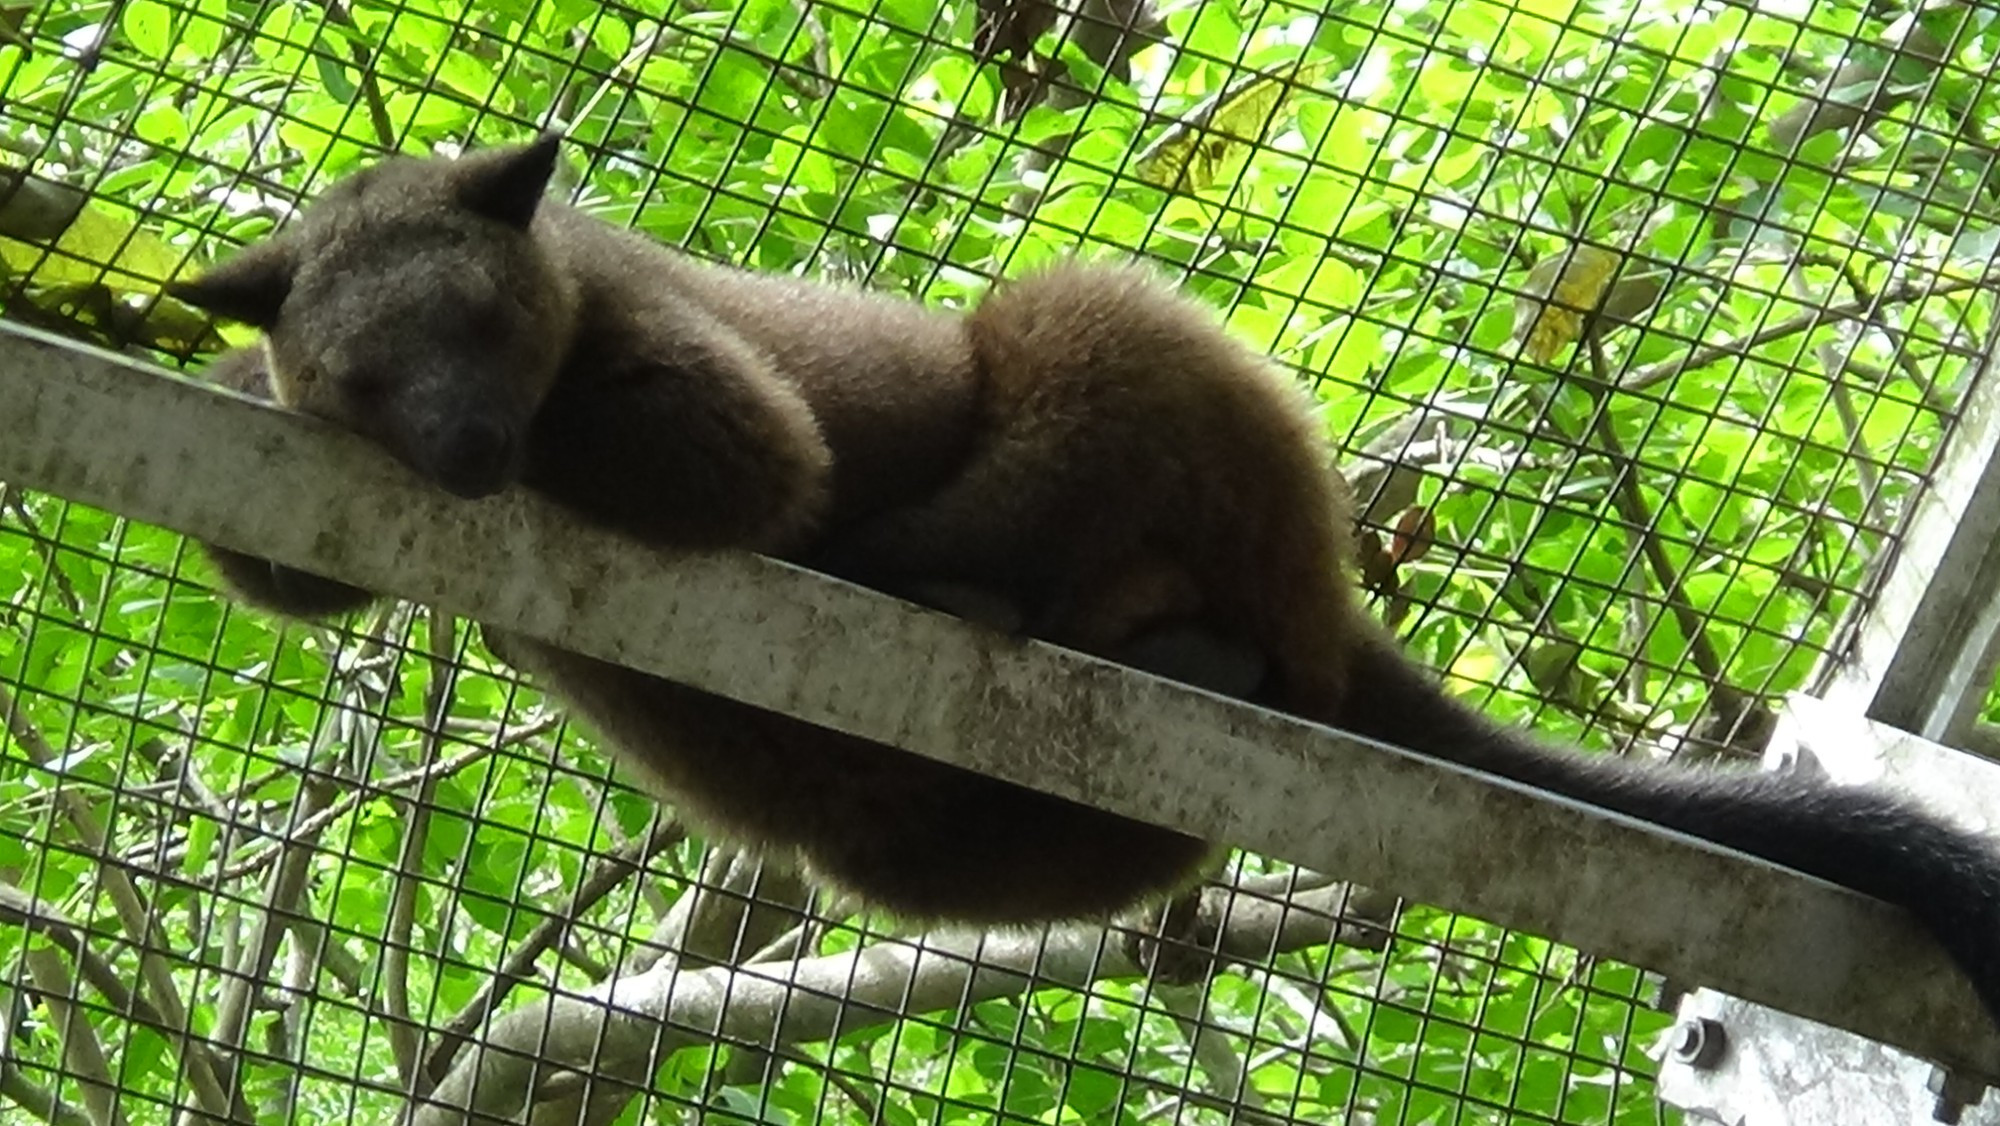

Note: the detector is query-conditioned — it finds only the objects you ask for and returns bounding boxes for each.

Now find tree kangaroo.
[172,133,2000,1024]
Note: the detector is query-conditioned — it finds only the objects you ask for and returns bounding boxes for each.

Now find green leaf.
[119,0,173,58]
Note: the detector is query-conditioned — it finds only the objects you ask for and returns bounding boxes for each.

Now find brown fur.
[807,264,1355,712]
[174,136,1220,923]
[174,138,2000,1025]
[197,351,379,619]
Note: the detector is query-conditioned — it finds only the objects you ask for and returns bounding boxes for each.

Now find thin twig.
[1785,263,1885,527]
[567,23,669,133]
[546,741,679,933]
[264,937,314,1124]
[318,0,398,149]
[788,0,834,99]
[763,1046,883,1119]
[284,915,370,996]
[664,858,827,1045]
[1148,984,1285,1125]
[1621,266,2000,394]
[214,699,550,883]
[552,938,611,980]
[215,734,503,882]
[1804,251,1950,413]
[386,607,460,1086]
[1584,334,1728,683]
[0,685,239,1121]
[21,949,125,1126]
[1528,953,1594,1027]
[0,487,85,617]
[737,918,812,969]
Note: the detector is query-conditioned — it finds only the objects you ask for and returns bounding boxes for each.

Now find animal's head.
[172,133,578,499]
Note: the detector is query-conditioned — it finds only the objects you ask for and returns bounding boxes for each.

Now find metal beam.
[0,323,1994,1077]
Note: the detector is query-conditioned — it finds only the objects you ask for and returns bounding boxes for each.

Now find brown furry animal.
[175,135,2000,1025]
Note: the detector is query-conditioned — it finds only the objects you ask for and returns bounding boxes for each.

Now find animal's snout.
[428,416,517,499]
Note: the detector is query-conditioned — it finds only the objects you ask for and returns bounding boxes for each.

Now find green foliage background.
[2,0,1999,1122]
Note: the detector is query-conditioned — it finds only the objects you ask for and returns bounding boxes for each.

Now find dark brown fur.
[175,137,1220,924]
[174,136,2000,1023]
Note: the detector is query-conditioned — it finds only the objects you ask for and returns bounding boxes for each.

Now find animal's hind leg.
[887,557,1268,699]
[1048,554,1269,699]
[1115,622,1267,700]
[807,444,1073,592]
[891,579,1027,633]
[1045,557,1259,983]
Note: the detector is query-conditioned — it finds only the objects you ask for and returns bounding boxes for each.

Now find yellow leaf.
[1134,58,1333,193]
[0,191,226,353]
[1510,243,1621,363]
[0,198,182,288]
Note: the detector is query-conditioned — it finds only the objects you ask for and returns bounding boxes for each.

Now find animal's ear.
[454,132,561,229]
[167,237,296,328]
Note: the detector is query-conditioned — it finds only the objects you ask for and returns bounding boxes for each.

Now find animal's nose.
[431,417,515,499]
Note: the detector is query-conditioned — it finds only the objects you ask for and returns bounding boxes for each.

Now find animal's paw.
[1123,890,1222,987]
[1116,623,1268,699]
[899,579,1027,634]
[203,544,376,619]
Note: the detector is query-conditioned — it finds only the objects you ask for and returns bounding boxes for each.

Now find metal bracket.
[1658,696,2000,1123]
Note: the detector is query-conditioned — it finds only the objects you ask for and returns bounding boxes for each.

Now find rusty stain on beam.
[0,323,1992,1077]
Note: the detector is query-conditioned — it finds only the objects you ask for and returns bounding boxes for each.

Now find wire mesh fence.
[4,0,1999,1122]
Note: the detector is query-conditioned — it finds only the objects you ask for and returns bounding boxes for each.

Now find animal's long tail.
[1328,629,2000,1026]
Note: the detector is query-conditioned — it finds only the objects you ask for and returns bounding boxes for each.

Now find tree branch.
[0,1063,96,1126]
[409,879,1396,1126]
[318,0,398,150]
[0,685,238,1121]
[386,609,461,1086]
[417,819,687,1091]
[21,949,124,1126]
[1620,266,2000,394]
[0,882,236,1121]
[1785,262,1885,527]
[215,716,516,882]
[209,605,405,1113]
[1583,333,1728,685]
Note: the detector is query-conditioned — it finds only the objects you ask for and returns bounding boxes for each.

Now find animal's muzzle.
[427,416,517,500]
